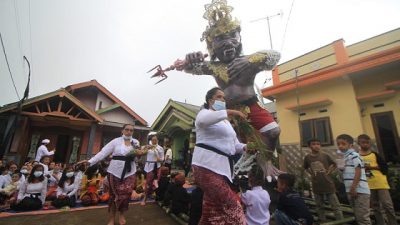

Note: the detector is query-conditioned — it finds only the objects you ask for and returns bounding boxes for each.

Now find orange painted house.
[261,28,400,173]
[0,80,149,164]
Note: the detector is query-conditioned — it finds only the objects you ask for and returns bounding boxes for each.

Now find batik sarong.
[192,165,245,225]
[145,168,160,196]
[108,173,135,212]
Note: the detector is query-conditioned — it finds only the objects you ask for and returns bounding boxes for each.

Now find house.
[262,28,400,172]
[0,80,149,164]
[151,99,200,168]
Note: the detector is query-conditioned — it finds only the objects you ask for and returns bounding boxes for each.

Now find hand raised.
[185,51,206,69]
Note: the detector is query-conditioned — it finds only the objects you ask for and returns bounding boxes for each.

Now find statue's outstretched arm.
[175,51,214,76]
[247,50,281,71]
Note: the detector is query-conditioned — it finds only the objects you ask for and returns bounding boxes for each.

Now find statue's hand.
[228,57,252,81]
[185,51,206,69]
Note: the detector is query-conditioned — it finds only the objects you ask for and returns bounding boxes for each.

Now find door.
[54,134,70,163]
[371,111,400,163]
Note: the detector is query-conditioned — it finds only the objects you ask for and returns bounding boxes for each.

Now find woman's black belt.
[196,143,234,178]
[28,193,41,198]
[112,155,135,180]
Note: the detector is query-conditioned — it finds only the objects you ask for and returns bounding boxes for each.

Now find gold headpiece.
[201,0,241,55]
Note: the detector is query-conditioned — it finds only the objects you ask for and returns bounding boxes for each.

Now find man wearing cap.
[35,139,55,162]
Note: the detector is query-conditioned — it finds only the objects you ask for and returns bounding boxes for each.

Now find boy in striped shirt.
[336,134,371,225]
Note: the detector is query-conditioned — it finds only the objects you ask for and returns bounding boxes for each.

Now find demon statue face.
[212,29,243,63]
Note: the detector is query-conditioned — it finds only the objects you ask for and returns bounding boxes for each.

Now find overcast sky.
[1,0,399,125]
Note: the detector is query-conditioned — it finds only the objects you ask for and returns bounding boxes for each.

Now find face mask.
[53,169,60,173]
[122,135,131,140]
[212,100,226,111]
[20,169,28,174]
[66,172,74,178]
[34,171,43,177]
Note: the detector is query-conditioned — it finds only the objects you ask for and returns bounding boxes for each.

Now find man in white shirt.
[164,144,173,172]
[35,139,55,162]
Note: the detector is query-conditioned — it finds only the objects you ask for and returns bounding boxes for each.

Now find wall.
[95,92,114,110]
[347,29,400,60]
[276,77,364,144]
[278,43,338,83]
[101,108,136,124]
[352,68,400,140]
[73,89,97,111]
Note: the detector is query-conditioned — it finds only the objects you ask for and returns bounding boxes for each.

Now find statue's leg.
[260,126,281,151]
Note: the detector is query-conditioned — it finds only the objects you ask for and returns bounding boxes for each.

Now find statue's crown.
[201,0,240,53]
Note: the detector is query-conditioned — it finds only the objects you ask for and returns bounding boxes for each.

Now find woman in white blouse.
[142,135,164,205]
[78,124,145,225]
[192,87,253,225]
[52,165,79,208]
[11,164,47,211]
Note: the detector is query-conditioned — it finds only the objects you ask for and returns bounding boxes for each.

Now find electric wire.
[280,0,296,54]
[13,0,24,69]
[0,32,21,100]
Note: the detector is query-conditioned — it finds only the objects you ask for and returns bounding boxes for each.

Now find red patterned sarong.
[248,102,275,130]
[108,174,135,212]
[145,168,160,196]
[192,165,245,225]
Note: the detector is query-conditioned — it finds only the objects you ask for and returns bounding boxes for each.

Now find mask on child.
[212,100,226,111]
[66,172,74,178]
[34,171,43,177]
[20,169,28,174]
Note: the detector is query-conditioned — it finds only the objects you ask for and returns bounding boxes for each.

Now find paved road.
[1,203,179,225]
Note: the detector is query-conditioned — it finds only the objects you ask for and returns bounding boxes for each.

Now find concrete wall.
[353,70,400,140]
[279,44,338,83]
[347,29,400,60]
[276,77,364,144]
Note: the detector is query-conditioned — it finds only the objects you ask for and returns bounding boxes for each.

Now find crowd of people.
[0,87,398,225]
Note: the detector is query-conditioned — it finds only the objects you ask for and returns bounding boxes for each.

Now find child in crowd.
[336,134,371,225]
[163,172,178,207]
[46,163,62,201]
[0,172,21,207]
[7,161,18,178]
[40,155,51,176]
[131,169,146,201]
[274,173,313,225]
[0,166,8,189]
[80,164,101,206]
[155,166,170,202]
[304,138,343,222]
[20,165,30,180]
[48,161,56,173]
[170,173,190,215]
[12,164,47,211]
[98,160,110,203]
[52,165,79,208]
[357,134,397,225]
[241,166,271,225]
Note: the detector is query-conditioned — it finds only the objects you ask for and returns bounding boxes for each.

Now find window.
[300,117,333,147]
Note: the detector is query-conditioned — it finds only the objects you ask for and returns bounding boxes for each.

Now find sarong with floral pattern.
[108,173,135,212]
[192,165,245,225]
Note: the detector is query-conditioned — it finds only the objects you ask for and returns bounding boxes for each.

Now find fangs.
[223,48,235,56]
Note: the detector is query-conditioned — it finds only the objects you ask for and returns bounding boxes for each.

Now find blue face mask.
[212,100,226,111]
